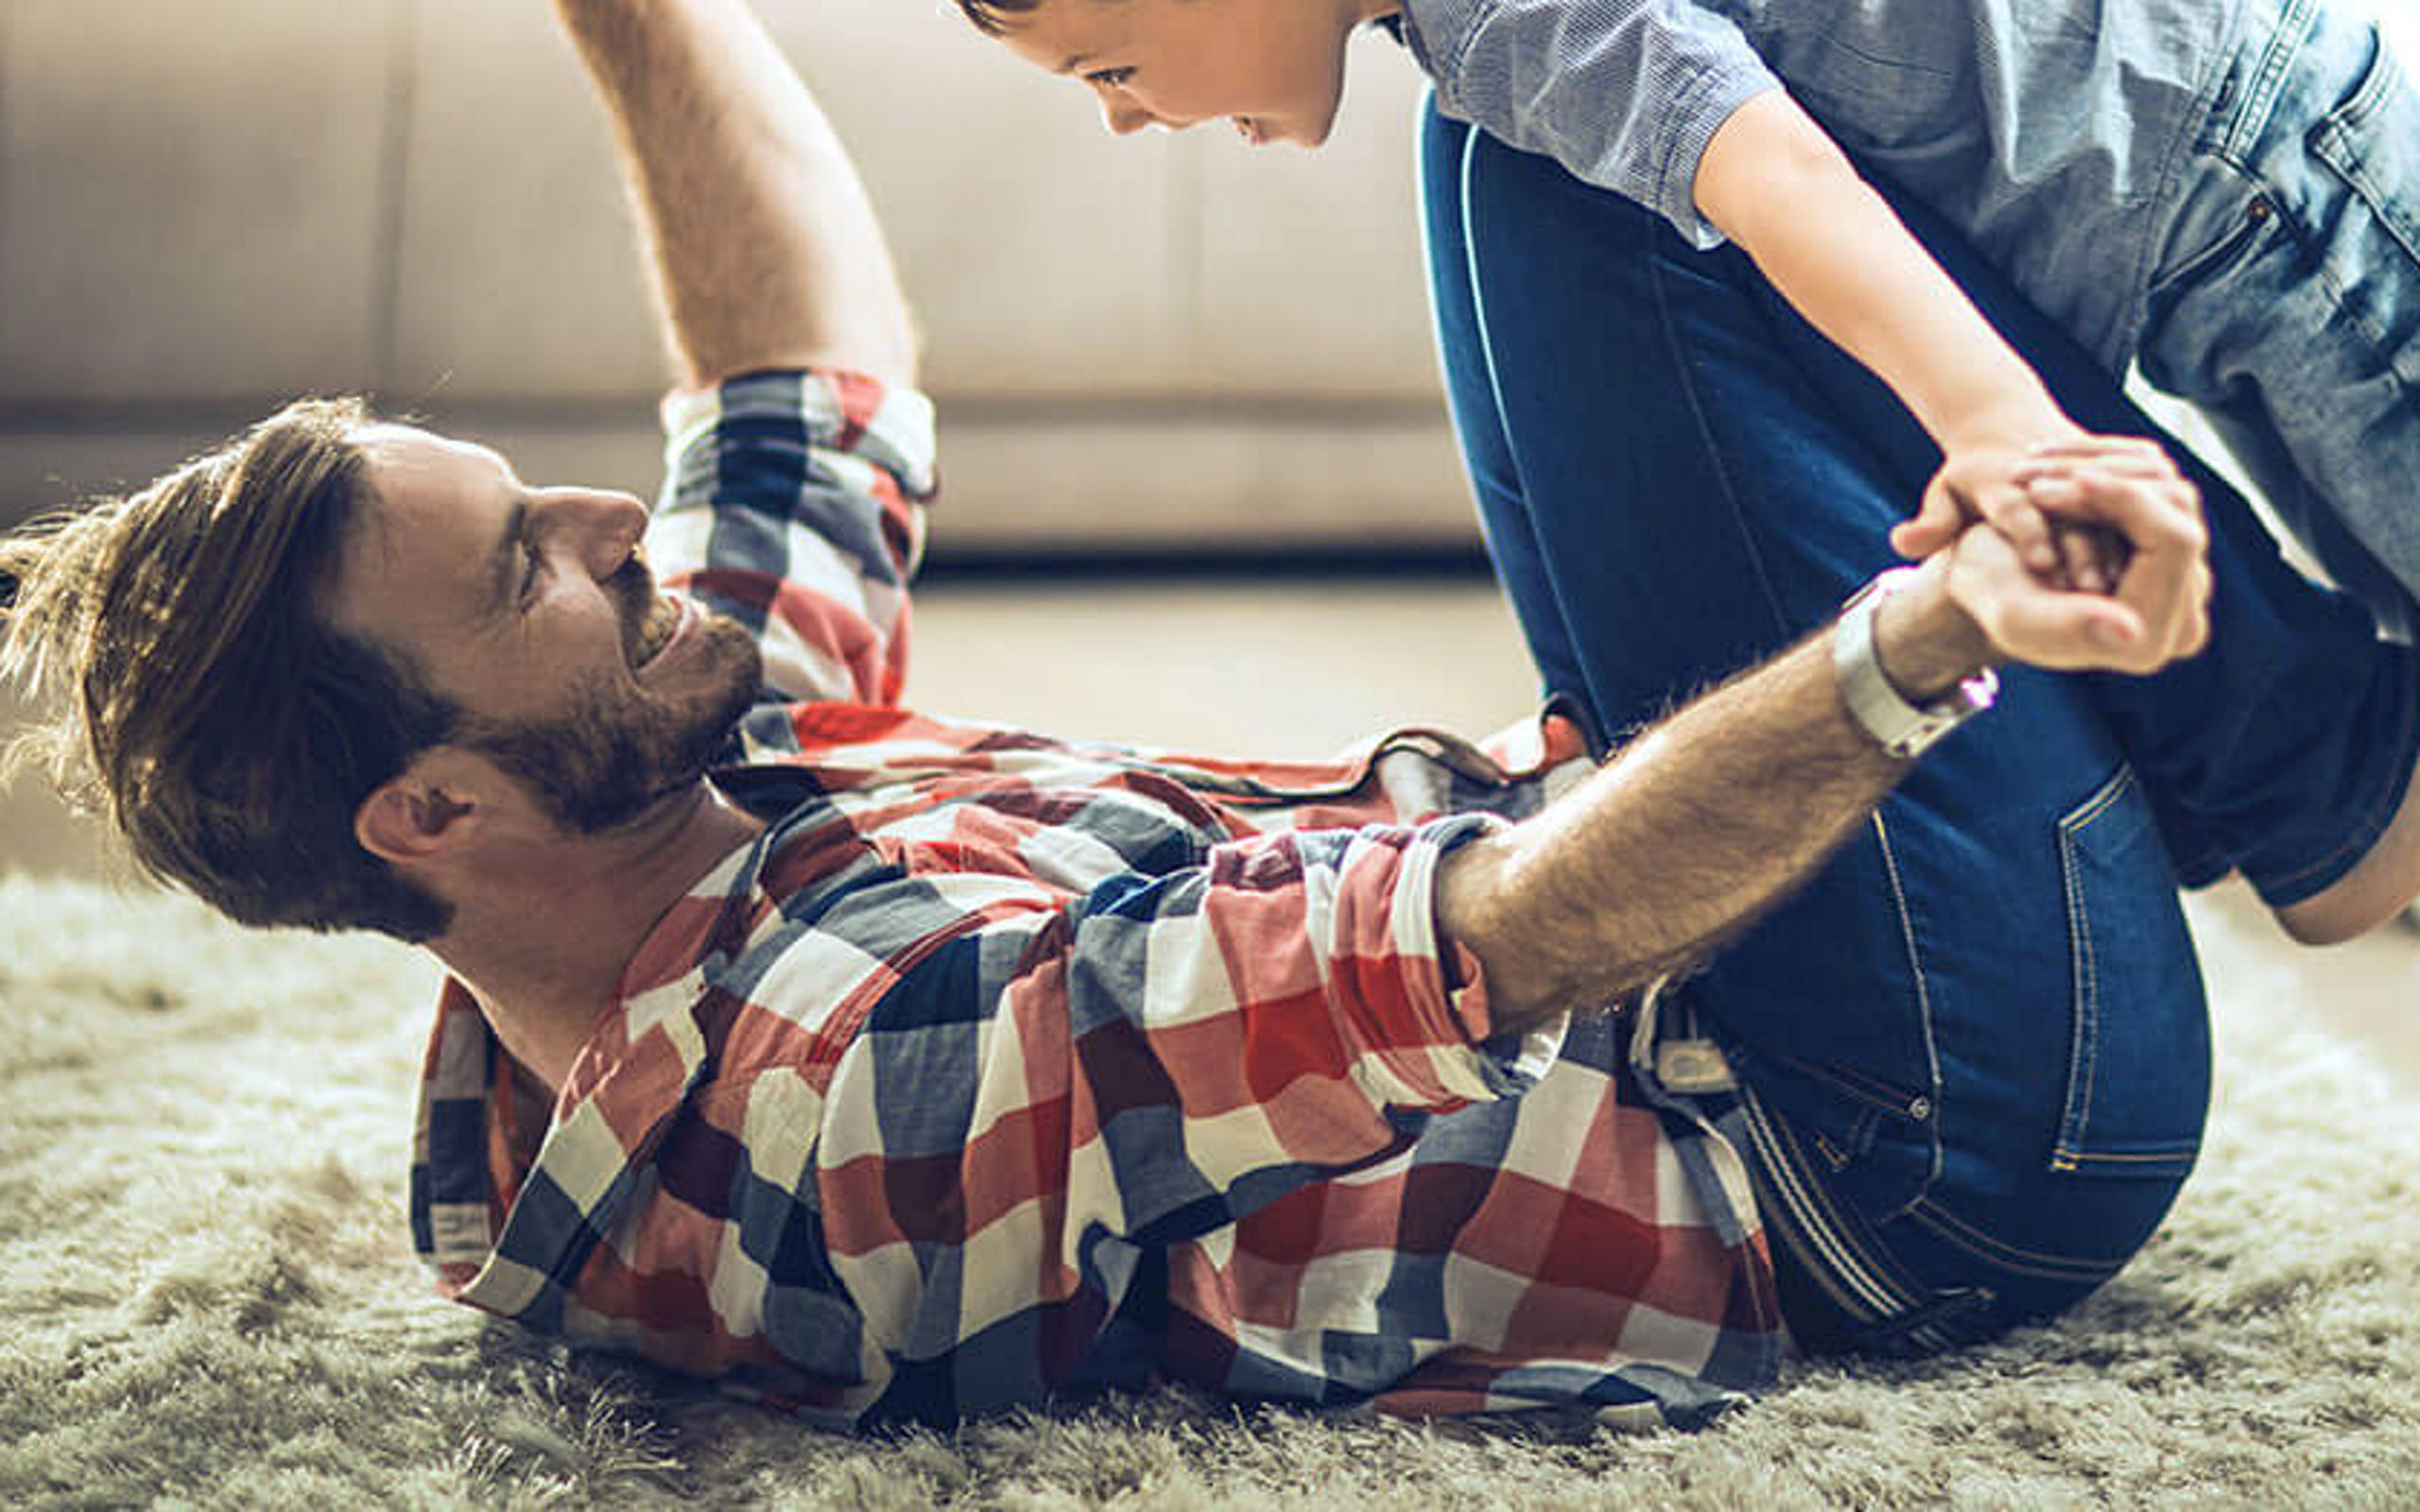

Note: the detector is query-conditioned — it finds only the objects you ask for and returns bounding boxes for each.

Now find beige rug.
[3,870,2416,1509]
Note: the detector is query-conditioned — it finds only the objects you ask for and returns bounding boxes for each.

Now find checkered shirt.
[409,369,1783,1430]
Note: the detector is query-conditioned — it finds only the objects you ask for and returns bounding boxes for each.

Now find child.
[958,0,2420,632]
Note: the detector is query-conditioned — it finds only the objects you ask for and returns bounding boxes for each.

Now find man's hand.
[1893,429,2136,594]
[1938,436,2210,675]
[1439,449,2212,1040]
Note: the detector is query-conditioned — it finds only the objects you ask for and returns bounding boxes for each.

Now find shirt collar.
[410,802,787,1310]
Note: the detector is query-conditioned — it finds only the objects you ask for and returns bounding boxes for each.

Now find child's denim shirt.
[1392,0,2258,374]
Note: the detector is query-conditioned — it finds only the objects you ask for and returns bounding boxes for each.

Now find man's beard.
[463,561,764,834]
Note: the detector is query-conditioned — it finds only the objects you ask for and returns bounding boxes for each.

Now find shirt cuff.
[1649,74,1788,251]
[1417,815,1568,1098]
[658,368,938,502]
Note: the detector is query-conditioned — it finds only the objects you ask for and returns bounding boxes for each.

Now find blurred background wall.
[0,0,1474,554]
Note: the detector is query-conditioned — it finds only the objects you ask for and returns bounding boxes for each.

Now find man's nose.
[536,487,650,579]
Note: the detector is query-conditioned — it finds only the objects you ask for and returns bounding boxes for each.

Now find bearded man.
[4,0,2399,1432]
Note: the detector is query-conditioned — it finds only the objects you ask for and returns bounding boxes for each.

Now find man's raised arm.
[555,0,918,390]
[1443,450,2212,1036]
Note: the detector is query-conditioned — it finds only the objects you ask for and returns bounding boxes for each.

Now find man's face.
[328,425,761,833]
[996,0,1366,147]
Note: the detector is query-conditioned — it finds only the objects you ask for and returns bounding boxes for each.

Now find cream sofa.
[0,0,1472,550]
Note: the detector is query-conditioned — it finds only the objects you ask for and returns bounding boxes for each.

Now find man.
[0,0,2383,1432]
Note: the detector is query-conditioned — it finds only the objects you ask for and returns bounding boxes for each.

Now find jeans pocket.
[2147,163,2278,301]
[2309,26,2420,269]
[2050,765,2210,1178]
[2305,25,2420,386]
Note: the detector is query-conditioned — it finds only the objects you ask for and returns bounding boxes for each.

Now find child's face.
[995,0,1377,148]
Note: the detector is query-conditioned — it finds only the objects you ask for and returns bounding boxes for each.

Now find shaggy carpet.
[3,871,2416,1509]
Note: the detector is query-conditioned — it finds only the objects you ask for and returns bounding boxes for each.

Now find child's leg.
[2152,395,2420,944]
[1426,100,2202,1349]
[2137,0,2420,636]
[1415,105,1592,720]
[1848,163,2420,947]
[1419,98,2420,1352]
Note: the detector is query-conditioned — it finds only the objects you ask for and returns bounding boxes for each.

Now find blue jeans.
[2141,0,2420,638]
[1418,98,2420,1349]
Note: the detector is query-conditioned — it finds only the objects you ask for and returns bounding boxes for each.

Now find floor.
[3,575,2411,1092]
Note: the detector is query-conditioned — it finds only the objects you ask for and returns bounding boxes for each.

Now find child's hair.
[949,0,1046,39]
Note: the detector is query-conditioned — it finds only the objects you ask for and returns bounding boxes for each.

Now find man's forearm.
[1440,562,1994,1037]
[556,0,918,388]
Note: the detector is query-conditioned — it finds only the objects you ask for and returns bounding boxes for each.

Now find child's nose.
[1101,98,1155,136]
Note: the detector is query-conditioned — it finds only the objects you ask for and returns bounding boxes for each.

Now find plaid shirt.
[410,370,1783,1430]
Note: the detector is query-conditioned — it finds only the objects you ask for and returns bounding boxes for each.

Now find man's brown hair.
[0,399,460,941]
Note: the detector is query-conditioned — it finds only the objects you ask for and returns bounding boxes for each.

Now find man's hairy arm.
[555,0,918,389]
[1444,456,2211,1038]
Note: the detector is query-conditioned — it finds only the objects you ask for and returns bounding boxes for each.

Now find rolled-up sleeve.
[648,369,937,708]
[1406,0,1781,248]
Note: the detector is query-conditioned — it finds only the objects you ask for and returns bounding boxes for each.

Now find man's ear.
[354,747,494,865]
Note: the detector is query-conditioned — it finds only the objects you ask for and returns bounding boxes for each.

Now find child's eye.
[1086,66,1134,89]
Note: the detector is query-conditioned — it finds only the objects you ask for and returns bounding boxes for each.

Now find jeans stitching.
[2048,1143,2202,1166]
[2301,55,2420,391]
[1457,123,1526,566]
[2220,0,2324,167]
[1906,1198,2133,1280]
[2152,187,2276,301]
[2310,35,2420,267]
[1736,1084,1930,1322]
[1866,810,1945,1215]
[2056,789,2100,1159]
[2050,765,2208,1175]
[1646,230,1943,1217]
[1647,253,1795,640]
[1772,1052,1925,1115]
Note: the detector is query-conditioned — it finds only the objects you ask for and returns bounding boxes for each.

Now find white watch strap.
[1834,568,1998,759]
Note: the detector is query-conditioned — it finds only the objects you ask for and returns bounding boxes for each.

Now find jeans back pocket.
[2051,766,2210,1178]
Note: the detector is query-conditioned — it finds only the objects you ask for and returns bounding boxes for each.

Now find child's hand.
[1893,436,2136,593]
[2010,437,2197,590]
[1942,453,2210,676]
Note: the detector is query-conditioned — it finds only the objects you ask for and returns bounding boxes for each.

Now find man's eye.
[519,541,543,605]
[1087,66,1134,89]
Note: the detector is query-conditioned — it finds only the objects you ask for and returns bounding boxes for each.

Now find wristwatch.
[1833,567,1998,759]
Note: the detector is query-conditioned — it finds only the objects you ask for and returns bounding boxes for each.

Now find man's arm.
[1443,454,2211,1036]
[555,0,918,389]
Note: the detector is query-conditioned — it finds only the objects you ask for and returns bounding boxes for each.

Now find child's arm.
[1694,91,2103,581]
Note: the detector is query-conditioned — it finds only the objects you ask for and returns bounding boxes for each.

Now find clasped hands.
[1896,434,2212,678]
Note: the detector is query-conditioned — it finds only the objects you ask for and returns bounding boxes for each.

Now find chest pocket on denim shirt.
[2051,766,2209,1178]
